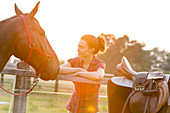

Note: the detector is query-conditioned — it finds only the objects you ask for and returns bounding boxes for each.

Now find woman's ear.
[90,48,95,53]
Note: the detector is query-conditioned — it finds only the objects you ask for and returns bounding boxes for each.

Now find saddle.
[116,56,169,113]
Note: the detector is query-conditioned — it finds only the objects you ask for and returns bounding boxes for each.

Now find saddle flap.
[156,80,169,112]
[128,80,169,113]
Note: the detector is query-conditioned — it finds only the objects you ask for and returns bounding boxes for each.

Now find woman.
[59,34,106,113]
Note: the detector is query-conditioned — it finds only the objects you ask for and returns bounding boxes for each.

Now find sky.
[1,0,170,61]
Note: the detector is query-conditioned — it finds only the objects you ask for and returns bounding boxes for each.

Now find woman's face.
[77,40,93,58]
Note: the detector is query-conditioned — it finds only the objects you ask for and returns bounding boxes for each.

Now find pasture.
[0,63,170,113]
[0,75,108,113]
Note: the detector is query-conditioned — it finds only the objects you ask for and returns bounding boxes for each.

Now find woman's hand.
[73,68,87,76]
[72,68,105,81]
[72,72,79,76]
[59,67,85,75]
[78,68,87,72]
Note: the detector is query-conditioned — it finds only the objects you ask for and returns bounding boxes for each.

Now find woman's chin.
[78,54,82,57]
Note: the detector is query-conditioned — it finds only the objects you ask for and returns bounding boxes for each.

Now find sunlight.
[1,0,170,61]
[88,105,96,112]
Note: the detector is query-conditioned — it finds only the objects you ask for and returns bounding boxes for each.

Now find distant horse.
[0,2,60,94]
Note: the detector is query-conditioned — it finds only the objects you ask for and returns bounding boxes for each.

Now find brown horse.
[0,2,60,81]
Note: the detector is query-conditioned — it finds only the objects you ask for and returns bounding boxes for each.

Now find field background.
[0,75,108,113]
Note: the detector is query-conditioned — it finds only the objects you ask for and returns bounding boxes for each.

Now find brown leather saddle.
[116,56,169,113]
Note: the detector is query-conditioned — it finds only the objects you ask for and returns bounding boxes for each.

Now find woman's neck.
[83,55,93,64]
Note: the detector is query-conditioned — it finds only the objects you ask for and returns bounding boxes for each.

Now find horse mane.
[0,15,17,28]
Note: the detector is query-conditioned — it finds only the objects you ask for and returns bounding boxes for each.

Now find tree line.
[7,33,170,75]
[97,33,170,74]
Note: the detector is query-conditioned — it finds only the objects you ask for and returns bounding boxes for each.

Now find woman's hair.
[81,34,105,55]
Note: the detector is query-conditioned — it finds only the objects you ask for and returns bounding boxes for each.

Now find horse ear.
[30,1,40,18]
[15,3,23,15]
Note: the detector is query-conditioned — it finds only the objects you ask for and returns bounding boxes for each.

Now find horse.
[0,2,60,94]
[107,57,169,113]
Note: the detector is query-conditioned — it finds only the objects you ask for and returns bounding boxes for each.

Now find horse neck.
[0,16,18,72]
[0,31,13,72]
[0,50,12,72]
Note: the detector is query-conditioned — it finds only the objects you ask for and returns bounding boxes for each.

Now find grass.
[0,75,108,113]
[26,93,108,113]
[26,94,69,113]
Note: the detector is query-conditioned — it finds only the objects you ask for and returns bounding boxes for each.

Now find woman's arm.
[73,68,105,81]
[59,62,86,75]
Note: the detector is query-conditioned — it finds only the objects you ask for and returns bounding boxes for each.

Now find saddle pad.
[165,74,170,83]
[111,75,170,88]
[111,76,133,88]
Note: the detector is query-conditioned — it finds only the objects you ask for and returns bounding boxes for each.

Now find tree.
[123,42,152,72]
[97,34,125,74]
[159,51,170,73]
[148,48,167,71]
[97,33,153,74]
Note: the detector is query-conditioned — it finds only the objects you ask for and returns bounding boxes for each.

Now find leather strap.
[143,82,153,113]
[0,78,39,96]
[122,80,158,113]
[121,90,136,113]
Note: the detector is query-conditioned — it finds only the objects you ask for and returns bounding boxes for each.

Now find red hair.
[81,34,105,55]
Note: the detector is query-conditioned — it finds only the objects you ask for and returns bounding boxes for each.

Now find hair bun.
[97,36,105,52]
[81,34,105,55]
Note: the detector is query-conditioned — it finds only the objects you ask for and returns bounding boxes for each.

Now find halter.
[0,15,56,96]
[20,15,56,77]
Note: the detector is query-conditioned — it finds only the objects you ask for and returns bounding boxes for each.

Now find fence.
[1,62,170,113]
[0,62,113,113]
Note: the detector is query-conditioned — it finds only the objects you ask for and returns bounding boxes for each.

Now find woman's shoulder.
[94,57,104,63]
[67,57,82,63]
[93,57,106,69]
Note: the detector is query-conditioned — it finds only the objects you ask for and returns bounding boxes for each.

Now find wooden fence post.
[1,74,4,86]
[54,80,58,92]
[13,62,31,113]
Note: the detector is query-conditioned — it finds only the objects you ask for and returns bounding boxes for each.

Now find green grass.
[0,75,108,113]
[26,94,69,113]
[26,93,108,113]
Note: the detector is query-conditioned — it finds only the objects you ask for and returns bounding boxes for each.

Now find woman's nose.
[77,47,80,52]
[77,48,80,52]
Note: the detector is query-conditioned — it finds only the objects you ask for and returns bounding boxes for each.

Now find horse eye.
[33,26,45,36]
[40,29,45,36]
[33,19,45,36]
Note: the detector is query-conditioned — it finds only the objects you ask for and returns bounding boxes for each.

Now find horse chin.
[40,69,59,81]
[39,74,50,81]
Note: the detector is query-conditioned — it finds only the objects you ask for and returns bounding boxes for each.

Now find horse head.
[13,2,60,80]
